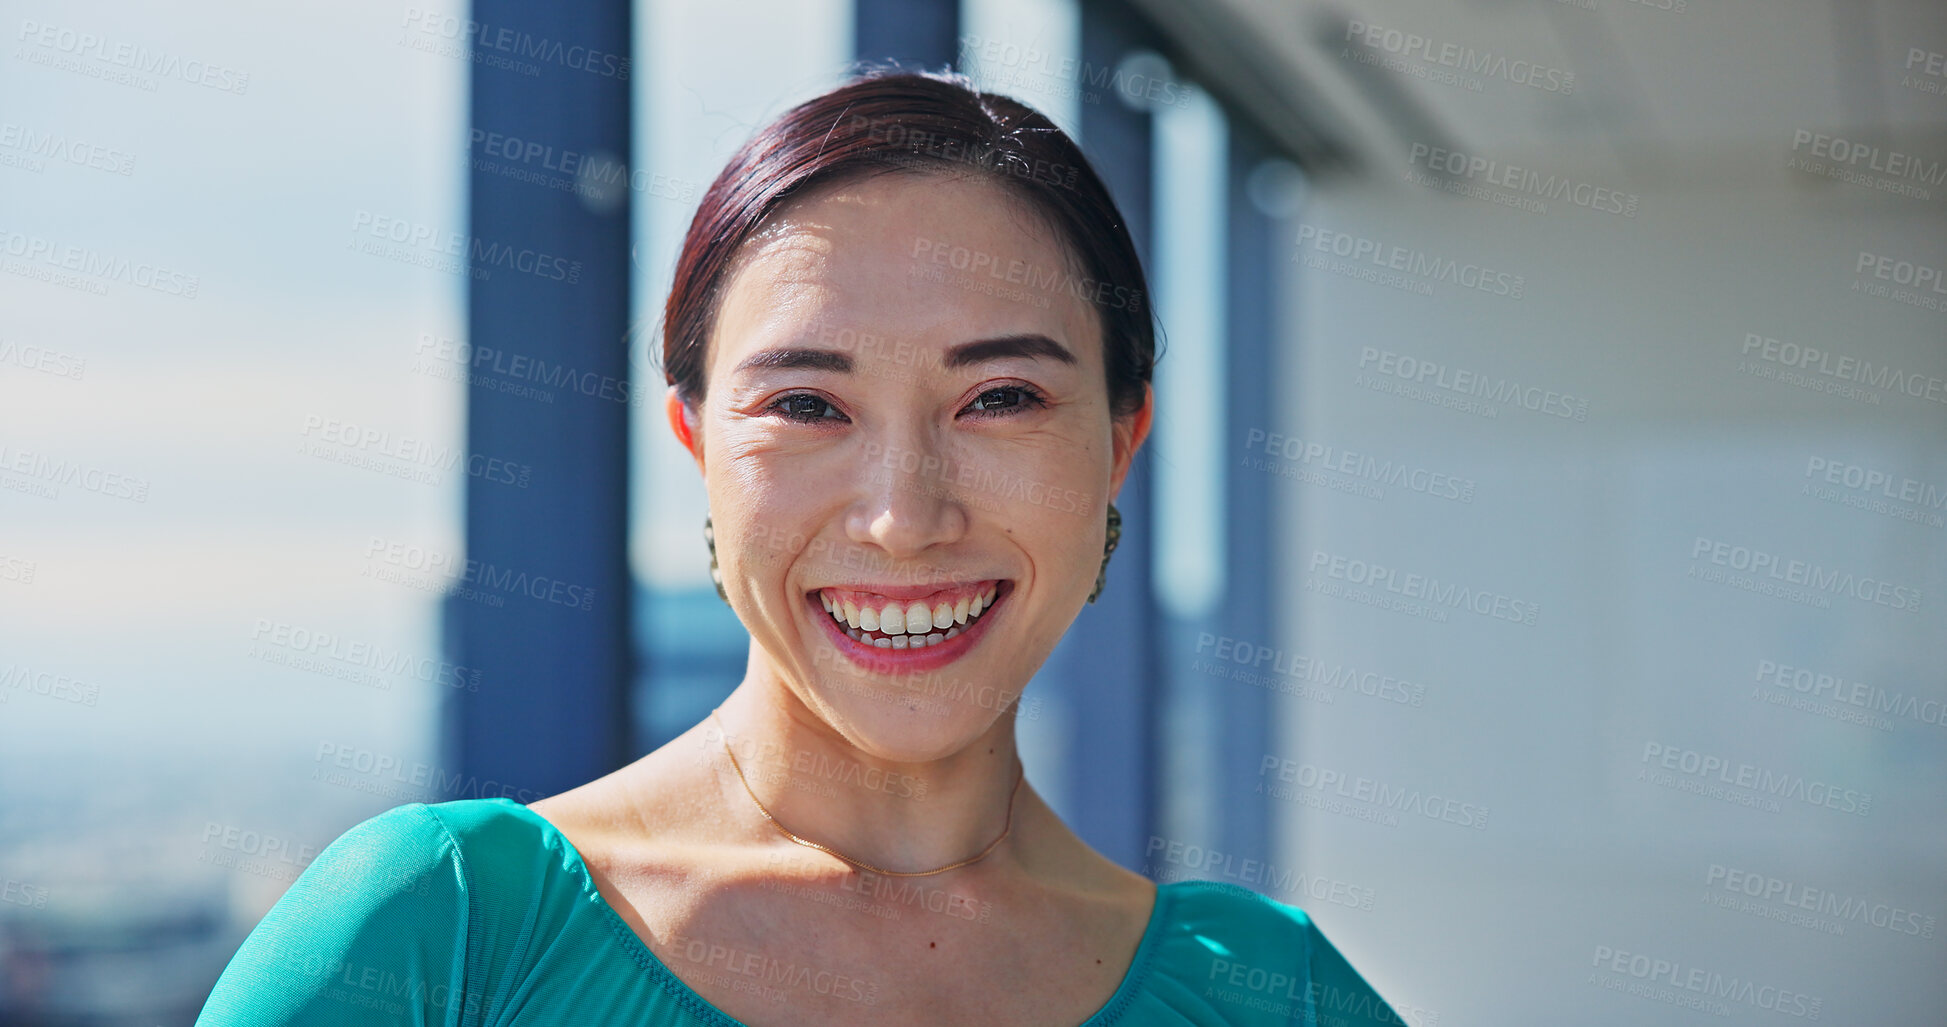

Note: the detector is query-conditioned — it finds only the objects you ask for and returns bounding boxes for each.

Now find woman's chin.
[808,689,1012,765]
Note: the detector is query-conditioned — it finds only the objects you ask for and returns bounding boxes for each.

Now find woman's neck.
[708,661,1030,876]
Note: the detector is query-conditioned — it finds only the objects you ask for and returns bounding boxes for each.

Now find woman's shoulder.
[1131,880,1406,1027]
[1155,878,1322,937]
[195,798,582,1024]
[1148,879,1319,974]
[333,796,598,932]
[248,800,481,922]
[303,796,568,893]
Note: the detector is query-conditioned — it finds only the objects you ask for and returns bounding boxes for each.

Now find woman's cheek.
[957,432,1102,522]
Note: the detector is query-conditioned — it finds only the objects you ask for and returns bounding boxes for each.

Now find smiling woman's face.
[671,171,1149,763]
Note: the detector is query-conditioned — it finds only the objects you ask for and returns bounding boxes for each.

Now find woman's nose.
[845,433,969,560]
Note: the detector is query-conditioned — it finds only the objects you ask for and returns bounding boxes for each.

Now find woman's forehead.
[712,174,1101,368]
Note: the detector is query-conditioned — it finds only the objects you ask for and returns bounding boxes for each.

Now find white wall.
[1274,163,1947,1024]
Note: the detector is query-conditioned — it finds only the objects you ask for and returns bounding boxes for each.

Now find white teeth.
[821,585,1001,649]
[843,621,961,648]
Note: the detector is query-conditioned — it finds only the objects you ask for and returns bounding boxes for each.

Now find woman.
[198,70,1402,1027]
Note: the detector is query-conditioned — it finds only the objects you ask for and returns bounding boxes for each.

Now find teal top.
[196,798,1403,1026]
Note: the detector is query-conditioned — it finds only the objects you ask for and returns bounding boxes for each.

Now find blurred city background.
[1,0,1943,1023]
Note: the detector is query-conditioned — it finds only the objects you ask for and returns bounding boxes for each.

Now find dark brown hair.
[660,68,1157,421]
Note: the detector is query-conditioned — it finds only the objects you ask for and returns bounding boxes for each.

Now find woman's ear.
[1106,382,1154,502]
[666,386,704,471]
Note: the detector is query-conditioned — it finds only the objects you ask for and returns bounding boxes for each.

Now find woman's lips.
[806,580,1012,673]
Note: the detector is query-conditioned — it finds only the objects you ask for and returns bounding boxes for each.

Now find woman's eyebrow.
[731,333,1077,377]
[732,348,852,375]
[943,334,1076,369]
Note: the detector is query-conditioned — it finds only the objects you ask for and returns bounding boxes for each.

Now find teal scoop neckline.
[501,798,1173,1027]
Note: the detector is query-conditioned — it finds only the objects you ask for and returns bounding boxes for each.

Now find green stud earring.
[707,503,1121,606]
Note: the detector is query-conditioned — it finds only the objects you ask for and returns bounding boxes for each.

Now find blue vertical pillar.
[1044,0,1159,871]
[446,0,634,800]
[1217,124,1279,863]
[855,0,960,68]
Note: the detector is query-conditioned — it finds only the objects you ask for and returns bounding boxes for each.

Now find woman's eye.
[964,385,1045,416]
[767,387,1044,423]
[769,393,844,423]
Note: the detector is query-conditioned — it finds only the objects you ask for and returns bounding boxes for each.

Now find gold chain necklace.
[710,709,1024,877]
